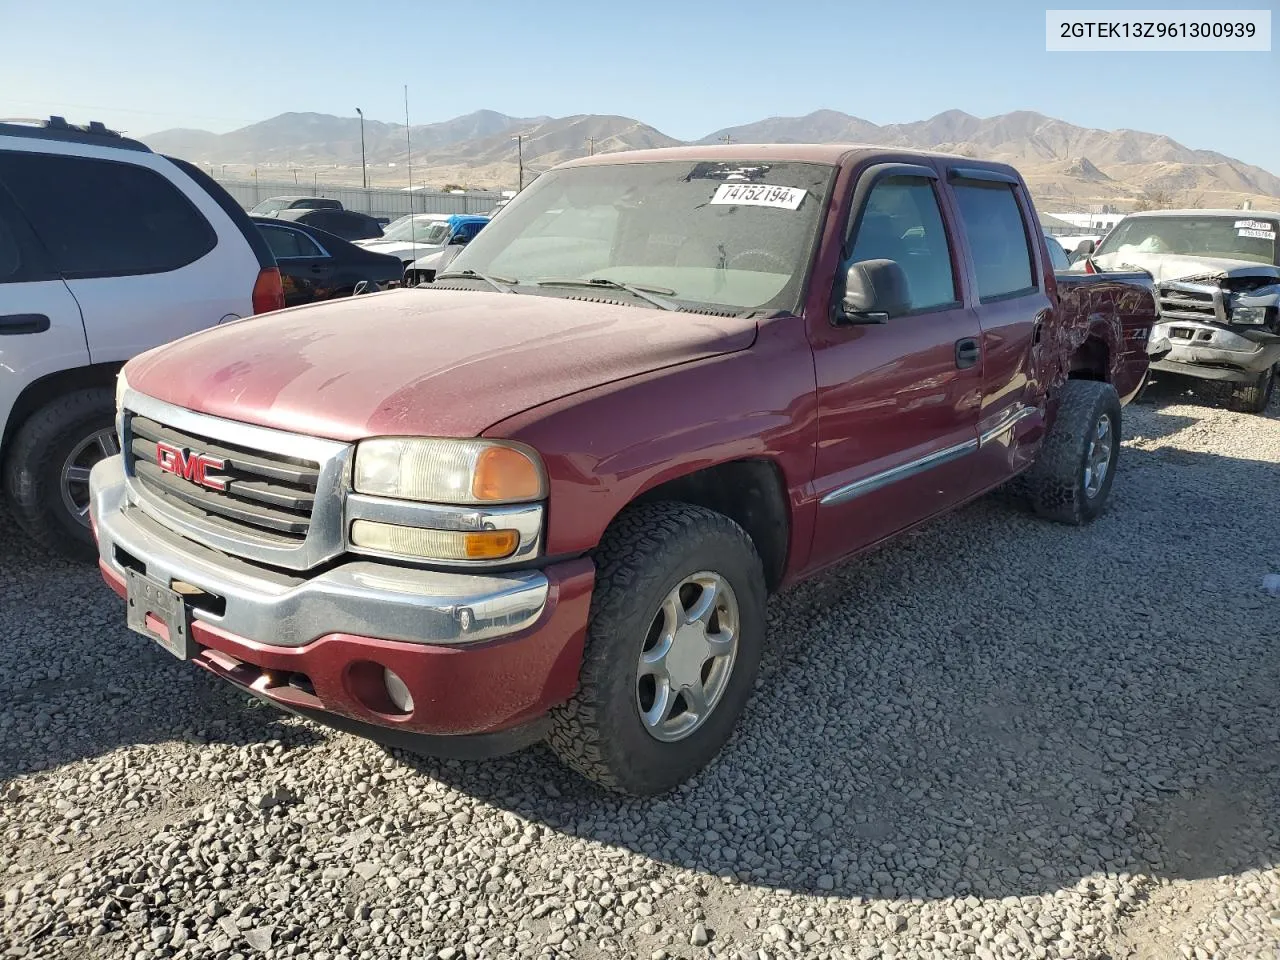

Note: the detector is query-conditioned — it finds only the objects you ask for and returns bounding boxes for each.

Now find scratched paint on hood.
[125,289,758,442]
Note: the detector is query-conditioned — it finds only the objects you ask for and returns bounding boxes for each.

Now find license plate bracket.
[125,569,196,660]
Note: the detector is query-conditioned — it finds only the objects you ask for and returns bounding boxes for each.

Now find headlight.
[1230,304,1269,325]
[115,370,129,412]
[352,438,546,504]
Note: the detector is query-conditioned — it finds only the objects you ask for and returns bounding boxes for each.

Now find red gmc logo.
[156,441,228,491]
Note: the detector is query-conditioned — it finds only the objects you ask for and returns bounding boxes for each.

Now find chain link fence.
[213,177,507,221]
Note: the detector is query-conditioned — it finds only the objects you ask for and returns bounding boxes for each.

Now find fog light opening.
[383,668,414,714]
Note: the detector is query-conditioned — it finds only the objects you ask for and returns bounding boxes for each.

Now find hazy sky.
[2,0,1277,172]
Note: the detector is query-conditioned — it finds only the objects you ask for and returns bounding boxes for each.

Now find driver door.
[806,164,983,570]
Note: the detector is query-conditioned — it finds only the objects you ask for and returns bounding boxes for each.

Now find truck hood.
[125,289,757,442]
[1094,251,1280,283]
[355,239,446,261]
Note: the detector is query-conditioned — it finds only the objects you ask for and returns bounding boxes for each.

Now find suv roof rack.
[0,115,152,153]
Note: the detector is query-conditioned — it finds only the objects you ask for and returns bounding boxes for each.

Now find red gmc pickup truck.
[90,145,1159,795]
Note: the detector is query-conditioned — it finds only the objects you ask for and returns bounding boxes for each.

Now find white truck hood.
[1093,251,1280,283]
[355,240,447,262]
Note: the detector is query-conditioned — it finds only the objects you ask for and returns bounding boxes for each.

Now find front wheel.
[3,388,118,560]
[1026,379,1122,525]
[1228,364,1276,414]
[548,502,766,795]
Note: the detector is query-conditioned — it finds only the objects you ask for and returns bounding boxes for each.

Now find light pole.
[512,134,524,191]
[356,107,367,189]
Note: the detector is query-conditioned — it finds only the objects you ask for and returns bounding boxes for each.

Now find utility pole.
[586,136,596,156]
[513,134,525,191]
[404,85,414,212]
[720,134,734,145]
[356,107,367,189]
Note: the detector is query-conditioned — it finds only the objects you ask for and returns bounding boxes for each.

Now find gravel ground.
[2,378,1277,960]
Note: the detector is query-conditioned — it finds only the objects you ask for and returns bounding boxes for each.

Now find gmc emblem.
[156,441,228,492]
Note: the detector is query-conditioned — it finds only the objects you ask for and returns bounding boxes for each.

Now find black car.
[252,217,402,307]
[249,195,343,216]
[274,207,383,241]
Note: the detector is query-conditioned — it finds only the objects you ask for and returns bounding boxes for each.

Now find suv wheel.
[4,388,117,561]
[1026,379,1122,525]
[548,502,766,795]
[1228,364,1276,414]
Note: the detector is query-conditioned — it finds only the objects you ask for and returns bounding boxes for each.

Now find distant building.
[1046,211,1124,233]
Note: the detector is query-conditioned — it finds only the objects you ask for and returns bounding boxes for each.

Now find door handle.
[955,337,981,369]
[0,313,51,335]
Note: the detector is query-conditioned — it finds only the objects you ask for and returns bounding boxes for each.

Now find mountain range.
[143,109,1280,211]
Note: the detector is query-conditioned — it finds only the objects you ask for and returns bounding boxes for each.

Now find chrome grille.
[1156,280,1225,324]
[128,415,318,543]
[120,392,351,571]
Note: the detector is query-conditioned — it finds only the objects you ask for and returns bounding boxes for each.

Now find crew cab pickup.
[89,146,1159,795]
[1084,208,1280,413]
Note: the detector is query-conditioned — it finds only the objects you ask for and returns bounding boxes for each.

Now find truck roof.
[1120,208,1280,219]
[561,143,1003,170]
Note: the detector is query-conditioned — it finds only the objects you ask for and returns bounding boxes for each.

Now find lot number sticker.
[1234,219,1271,230]
[710,183,807,210]
[1238,228,1277,240]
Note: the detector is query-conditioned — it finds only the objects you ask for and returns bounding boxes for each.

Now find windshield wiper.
[535,277,679,311]
[433,270,518,294]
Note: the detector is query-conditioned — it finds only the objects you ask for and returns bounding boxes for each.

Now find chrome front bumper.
[1149,320,1280,382]
[90,456,549,648]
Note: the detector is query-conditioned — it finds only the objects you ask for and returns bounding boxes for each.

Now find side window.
[0,187,58,284]
[952,182,1036,301]
[259,225,305,259]
[0,152,216,279]
[0,215,21,281]
[293,231,324,257]
[848,176,957,313]
[1045,236,1070,271]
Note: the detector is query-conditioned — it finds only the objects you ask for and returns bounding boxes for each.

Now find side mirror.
[448,233,470,246]
[840,259,911,324]
[1074,239,1096,256]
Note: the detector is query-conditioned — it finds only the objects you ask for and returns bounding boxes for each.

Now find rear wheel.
[548,502,766,795]
[1228,364,1276,414]
[4,389,118,560]
[1026,379,1122,525]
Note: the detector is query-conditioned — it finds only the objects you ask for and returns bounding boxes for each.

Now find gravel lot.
[2,379,1277,960]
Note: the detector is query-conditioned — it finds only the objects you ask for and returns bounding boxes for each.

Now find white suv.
[0,117,284,558]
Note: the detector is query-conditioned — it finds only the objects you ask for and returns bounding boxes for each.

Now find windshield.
[1095,215,1278,265]
[250,198,287,216]
[445,160,835,312]
[381,216,450,243]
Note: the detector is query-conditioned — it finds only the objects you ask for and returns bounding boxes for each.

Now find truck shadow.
[399,439,1279,901]
[0,510,321,782]
[1137,370,1280,422]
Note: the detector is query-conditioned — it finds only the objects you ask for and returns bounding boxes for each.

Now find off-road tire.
[548,501,767,795]
[1228,364,1276,414]
[1026,379,1122,525]
[3,389,115,561]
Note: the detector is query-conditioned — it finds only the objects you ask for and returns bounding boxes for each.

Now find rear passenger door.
[0,149,259,365]
[0,183,89,441]
[944,170,1053,488]
[258,223,334,306]
[807,164,983,570]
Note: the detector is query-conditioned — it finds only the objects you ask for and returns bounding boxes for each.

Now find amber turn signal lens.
[472,446,544,502]
[463,529,520,559]
[350,521,520,561]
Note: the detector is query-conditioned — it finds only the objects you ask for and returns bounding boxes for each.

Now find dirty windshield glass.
[1095,215,1278,265]
[444,160,835,312]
